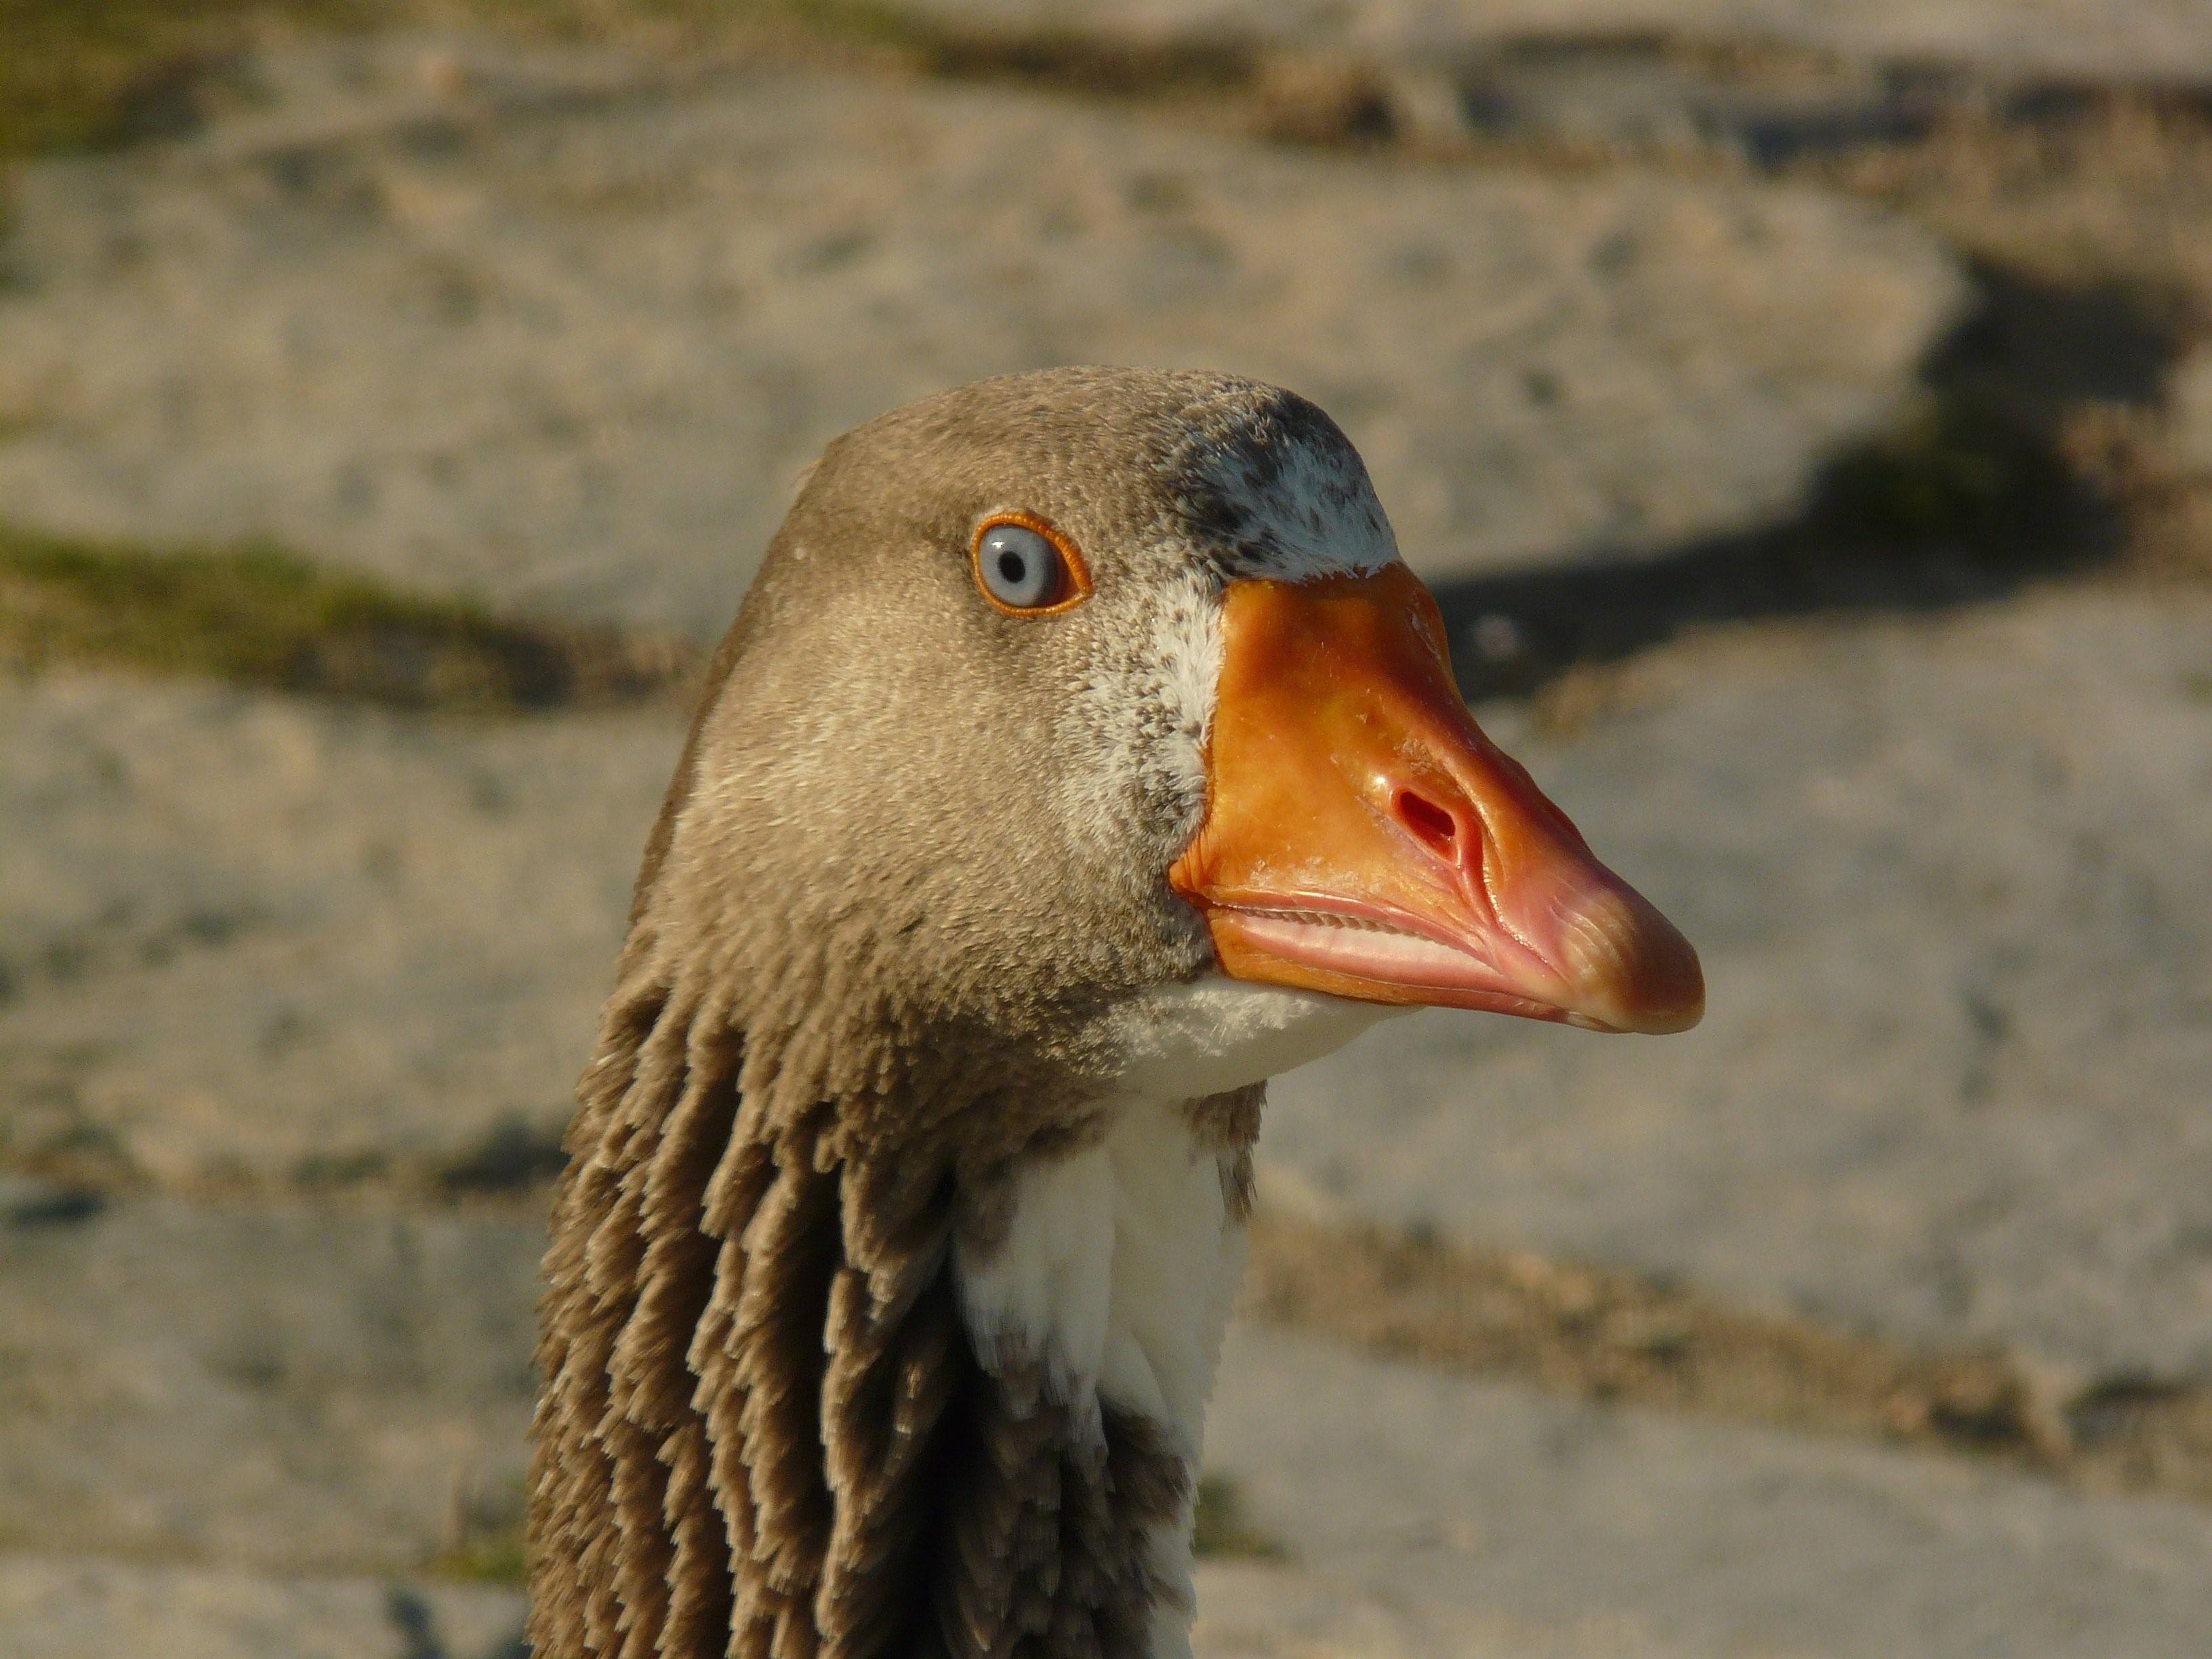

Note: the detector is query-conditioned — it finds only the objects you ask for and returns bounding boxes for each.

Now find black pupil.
[998,550,1029,585]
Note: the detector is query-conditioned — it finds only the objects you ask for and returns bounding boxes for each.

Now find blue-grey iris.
[977,523,1065,609]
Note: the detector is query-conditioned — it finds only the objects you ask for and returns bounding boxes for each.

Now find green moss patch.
[0,523,693,712]
[0,0,1261,176]
[0,0,821,167]
[1191,1473,1287,1561]
[427,1525,530,1586]
[0,0,359,161]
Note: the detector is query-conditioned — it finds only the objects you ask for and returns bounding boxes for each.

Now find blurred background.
[3,2,2212,1656]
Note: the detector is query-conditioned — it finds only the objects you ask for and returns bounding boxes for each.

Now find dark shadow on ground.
[1436,261,2186,699]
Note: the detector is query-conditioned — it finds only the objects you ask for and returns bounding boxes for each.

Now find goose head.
[530,367,1701,1659]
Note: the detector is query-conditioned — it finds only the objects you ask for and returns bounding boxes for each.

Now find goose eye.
[972,517,1088,615]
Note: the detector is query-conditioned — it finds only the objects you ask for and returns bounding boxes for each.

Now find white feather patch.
[951,1100,1241,1433]
[1097,1098,1240,1444]
[954,1145,1115,1418]
[1101,1100,1248,1659]
[1057,566,1222,863]
[951,1096,1250,1659]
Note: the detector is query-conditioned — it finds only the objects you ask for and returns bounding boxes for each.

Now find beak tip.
[1626,970,1706,1034]
[1565,892,1706,1036]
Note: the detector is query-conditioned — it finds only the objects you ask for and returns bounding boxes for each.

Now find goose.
[527,366,1703,1659]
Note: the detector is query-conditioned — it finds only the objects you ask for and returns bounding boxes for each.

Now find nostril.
[1393,788,1461,861]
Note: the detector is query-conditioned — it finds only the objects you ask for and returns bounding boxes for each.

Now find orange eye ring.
[970,512,1093,617]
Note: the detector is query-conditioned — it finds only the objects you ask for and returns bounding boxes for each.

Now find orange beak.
[1169,566,1704,1035]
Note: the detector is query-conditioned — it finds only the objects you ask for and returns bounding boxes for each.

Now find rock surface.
[10,1176,2212,1659]
[4,19,2209,1652]
[0,1556,525,1659]
[10,586,2212,1384]
[0,671,676,1188]
[14,586,2211,1387]
[1202,1324,2212,1659]
[0,40,1961,636]
[0,1178,542,1574]
[1265,586,2212,1382]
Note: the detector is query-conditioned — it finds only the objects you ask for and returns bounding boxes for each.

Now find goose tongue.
[1168,565,1704,1036]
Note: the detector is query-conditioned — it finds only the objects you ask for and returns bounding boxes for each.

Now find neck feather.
[527,969,1259,1659]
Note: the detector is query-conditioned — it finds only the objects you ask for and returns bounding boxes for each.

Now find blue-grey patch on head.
[1169,387,1400,581]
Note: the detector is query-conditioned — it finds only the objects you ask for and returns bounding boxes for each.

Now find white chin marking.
[1103,975,1406,1100]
